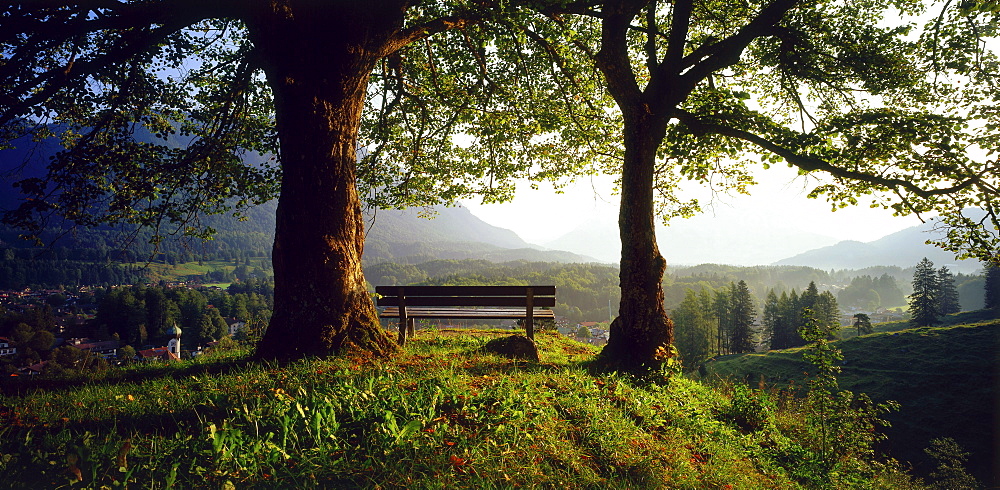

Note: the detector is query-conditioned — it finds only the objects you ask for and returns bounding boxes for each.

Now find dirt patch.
[480,335,539,362]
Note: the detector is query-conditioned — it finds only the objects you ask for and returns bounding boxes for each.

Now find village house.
[563,321,610,346]
[67,338,121,359]
[226,318,246,337]
[137,347,180,362]
[17,360,46,376]
[0,337,15,357]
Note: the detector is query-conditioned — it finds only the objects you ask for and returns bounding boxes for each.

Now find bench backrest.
[375,285,556,308]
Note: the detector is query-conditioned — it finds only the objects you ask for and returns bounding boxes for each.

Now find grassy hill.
[702,315,999,486]
[0,330,935,488]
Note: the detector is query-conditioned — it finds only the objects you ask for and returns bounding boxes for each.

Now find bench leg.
[397,318,407,346]
[526,287,535,341]
[408,318,415,336]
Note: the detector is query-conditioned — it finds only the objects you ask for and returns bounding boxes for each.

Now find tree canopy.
[505,0,999,367]
[0,2,610,360]
[1,1,998,365]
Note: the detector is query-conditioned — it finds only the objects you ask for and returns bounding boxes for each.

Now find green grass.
[838,309,999,341]
[704,315,1000,485]
[141,257,271,284]
[0,331,926,489]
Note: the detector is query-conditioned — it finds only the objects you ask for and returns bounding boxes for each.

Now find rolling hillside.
[702,316,1000,485]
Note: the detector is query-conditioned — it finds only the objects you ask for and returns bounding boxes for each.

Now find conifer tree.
[876,274,906,307]
[853,313,873,336]
[672,289,713,366]
[985,262,1000,311]
[773,290,801,349]
[712,289,731,355]
[762,290,781,350]
[936,266,961,316]
[799,282,820,317]
[728,280,757,354]
[698,289,717,356]
[815,291,841,334]
[909,258,939,327]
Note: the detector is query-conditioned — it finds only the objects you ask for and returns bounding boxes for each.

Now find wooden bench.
[375,285,556,345]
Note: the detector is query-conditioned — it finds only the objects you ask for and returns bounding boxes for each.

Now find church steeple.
[166,323,182,360]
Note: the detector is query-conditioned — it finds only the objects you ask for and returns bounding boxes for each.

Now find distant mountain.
[361,206,598,264]
[544,214,839,266]
[774,218,984,274]
[0,131,597,264]
[364,206,527,249]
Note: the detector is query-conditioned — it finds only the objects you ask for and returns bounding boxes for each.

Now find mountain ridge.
[0,132,598,264]
[773,217,984,274]
[542,214,840,266]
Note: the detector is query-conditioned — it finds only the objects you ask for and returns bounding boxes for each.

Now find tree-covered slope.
[1,131,596,290]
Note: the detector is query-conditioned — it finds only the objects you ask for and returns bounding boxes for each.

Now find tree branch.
[676,111,985,199]
[536,0,606,20]
[645,0,658,74]
[0,1,242,126]
[676,0,798,94]
[0,21,192,127]
[383,10,487,58]
[595,0,647,112]
[661,0,693,73]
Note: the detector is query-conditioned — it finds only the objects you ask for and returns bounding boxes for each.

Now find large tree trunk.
[592,1,676,370]
[246,2,401,360]
[600,114,674,369]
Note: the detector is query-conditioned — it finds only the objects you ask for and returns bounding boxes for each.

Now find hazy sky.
[462,163,926,248]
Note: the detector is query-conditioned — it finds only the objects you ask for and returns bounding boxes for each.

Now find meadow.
[0,328,944,489]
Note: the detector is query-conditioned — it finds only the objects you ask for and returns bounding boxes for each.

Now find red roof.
[137,347,179,361]
[21,361,47,373]
[72,340,119,351]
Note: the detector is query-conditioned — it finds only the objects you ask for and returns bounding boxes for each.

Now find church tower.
[166,324,182,359]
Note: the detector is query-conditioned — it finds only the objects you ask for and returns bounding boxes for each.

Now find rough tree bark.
[593,0,679,369]
[601,114,674,368]
[589,0,799,369]
[246,2,403,359]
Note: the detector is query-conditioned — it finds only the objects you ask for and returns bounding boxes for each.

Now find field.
[139,257,272,286]
[0,330,931,489]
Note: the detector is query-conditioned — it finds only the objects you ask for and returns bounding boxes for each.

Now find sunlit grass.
[0,330,924,488]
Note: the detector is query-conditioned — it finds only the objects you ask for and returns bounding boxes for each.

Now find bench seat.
[380,307,556,320]
[376,285,556,345]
